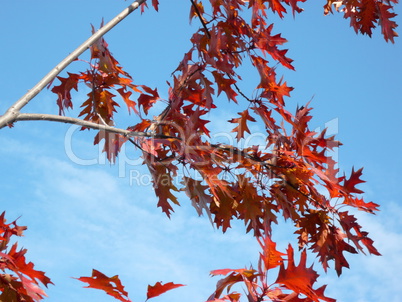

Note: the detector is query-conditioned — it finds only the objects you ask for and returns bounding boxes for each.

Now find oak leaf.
[146,281,185,300]
[342,167,365,194]
[138,85,159,115]
[257,235,285,270]
[76,269,130,302]
[209,269,258,300]
[275,245,335,302]
[229,110,256,141]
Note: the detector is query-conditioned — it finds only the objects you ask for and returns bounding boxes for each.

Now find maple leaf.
[76,269,131,302]
[229,110,256,141]
[146,281,185,300]
[90,24,130,77]
[324,0,344,15]
[275,245,335,302]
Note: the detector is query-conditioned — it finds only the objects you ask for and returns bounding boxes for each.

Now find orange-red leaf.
[229,110,256,141]
[76,269,130,302]
[212,71,238,102]
[138,86,159,115]
[117,87,138,114]
[267,0,287,18]
[146,282,184,300]
[275,245,335,302]
[257,235,286,270]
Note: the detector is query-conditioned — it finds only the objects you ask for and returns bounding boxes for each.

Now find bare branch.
[0,0,146,129]
[15,113,154,138]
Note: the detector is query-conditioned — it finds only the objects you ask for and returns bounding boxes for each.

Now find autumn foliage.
[0,0,398,301]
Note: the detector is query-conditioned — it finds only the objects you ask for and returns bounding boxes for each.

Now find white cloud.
[1,118,401,302]
[4,149,259,302]
[317,202,402,302]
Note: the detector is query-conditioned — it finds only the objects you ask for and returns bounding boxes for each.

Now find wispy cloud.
[2,121,401,302]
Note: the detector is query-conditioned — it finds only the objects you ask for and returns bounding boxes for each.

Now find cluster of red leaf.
[51,23,161,163]
[324,0,399,42]
[41,0,399,301]
[0,212,52,301]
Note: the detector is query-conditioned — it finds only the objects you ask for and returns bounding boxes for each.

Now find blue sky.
[1,1,402,302]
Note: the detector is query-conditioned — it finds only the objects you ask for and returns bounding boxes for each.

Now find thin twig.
[190,0,211,39]
[211,143,326,209]
[189,0,253,103]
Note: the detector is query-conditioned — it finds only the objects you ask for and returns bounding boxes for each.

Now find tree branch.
[0,0,146,129]
[190,0,211,39]
[15,113,155,138]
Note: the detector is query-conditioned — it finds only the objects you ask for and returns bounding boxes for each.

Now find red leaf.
[51,72,81,115]
[343,167,365,194]
[143,154,180,218]
[94,131,125,163]
[229,110,256,141]
[152,0,159,11]
[76,269,131,302]
[117,88,138,114]
[182,176,213,219]
[210,268,249,276]
[275,245,335,302]
[208,268,258,300]
[212,71,238,102]
[378,2,399,43]
[138,85,159,115]
[146,282,184,300]
[267,0,287,18]
[6,243,53,288]
[257,235,286,270]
